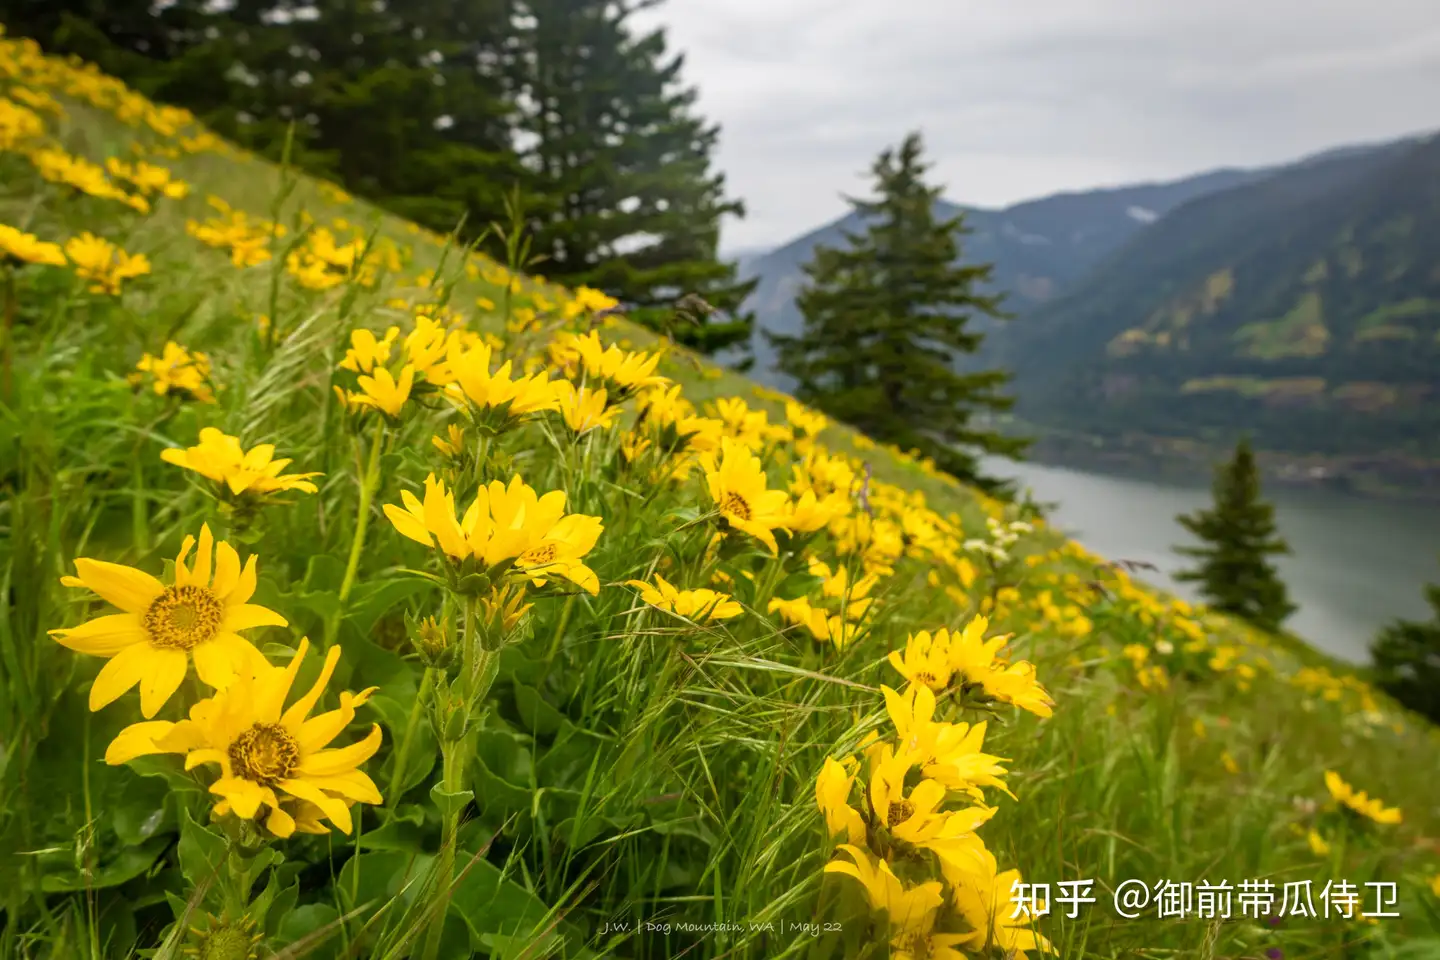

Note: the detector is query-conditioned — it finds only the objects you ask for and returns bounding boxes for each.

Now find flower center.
[520,543,558,567]
[887,799,915,827]
[143,585,224,650]
[228,722,300,787]
[720,490,752,521]
[916,671,938,687]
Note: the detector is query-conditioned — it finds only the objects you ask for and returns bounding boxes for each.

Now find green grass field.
[2,29,1439,960]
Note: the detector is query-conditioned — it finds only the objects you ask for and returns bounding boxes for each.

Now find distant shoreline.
[1005,427,1440,505]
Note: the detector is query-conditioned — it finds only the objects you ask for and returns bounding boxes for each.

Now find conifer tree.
[505,0,755,355]
[770,131,1026,489]
[1369,571,1440,723]
[1174,437,1295,631]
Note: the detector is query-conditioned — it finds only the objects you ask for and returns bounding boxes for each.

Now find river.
[983,457,1440,663]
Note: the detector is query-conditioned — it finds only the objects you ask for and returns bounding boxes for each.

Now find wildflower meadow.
[2,26,1440,960]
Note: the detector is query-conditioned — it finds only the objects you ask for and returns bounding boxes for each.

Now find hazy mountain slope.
[741,167,1271,385]
[1007,134,1440,459]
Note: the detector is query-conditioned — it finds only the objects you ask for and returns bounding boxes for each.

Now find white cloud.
[630,0,1440,253]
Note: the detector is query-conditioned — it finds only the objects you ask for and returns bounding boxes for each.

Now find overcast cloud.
[630,0,1440,254]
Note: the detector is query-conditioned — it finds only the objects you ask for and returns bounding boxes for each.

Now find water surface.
[984,457,1440,663]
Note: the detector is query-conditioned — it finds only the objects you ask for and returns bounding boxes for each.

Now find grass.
[3,31,1440,960]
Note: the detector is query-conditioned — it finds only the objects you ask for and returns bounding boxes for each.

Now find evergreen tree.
[5,0,522,230]
[770,131,1026,489]
[1174,437,1295,631]
[1369,571,1440,723]
[506,0,755,355]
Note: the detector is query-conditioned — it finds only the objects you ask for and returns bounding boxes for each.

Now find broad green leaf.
[176,806,227,890]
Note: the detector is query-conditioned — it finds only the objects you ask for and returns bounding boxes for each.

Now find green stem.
[328,420,385,643]
[420,597,502,960]
[419,736,467,960]
[386,667,436,810]
[1,266,15,405]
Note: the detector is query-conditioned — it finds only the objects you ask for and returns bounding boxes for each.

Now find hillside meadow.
[2,28,1440,960]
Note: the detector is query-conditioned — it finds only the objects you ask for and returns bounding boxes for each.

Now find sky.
[630,0,1440,255]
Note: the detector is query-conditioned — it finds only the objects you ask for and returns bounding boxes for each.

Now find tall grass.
[1,29,1438,960]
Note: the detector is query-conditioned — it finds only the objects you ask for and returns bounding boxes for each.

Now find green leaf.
[176,805,227,889]
[511,680,565,736]
[368,694,438,798]
[39,838,168,893]
[337,849,434,915]
[276,903,341,949]
[357,808,432,853]
[535,720,613,790]
[430,783,475,819]
[448,843,581,952]
[346,576,432,638]
[471,754,533,820]
[499,644,549,686]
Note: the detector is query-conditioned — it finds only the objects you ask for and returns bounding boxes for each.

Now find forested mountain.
[2,0,755,352]
[1004,133,1440,460]
[741,166,1272,384]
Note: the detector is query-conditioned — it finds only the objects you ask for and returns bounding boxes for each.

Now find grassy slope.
[3,38,1440,960]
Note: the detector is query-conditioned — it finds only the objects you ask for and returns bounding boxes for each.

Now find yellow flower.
[441,341,559,431]
[339,326,399,373]
[160,427,321,496]
[869,747,972,845]
[815,757,867,846]
[883,684,1013,800]
[31,148,147,210]
[1429,874,1440,899]
[948,615,1054,718]
[1221,751,1239,775]
[105,638,382,838]
[1324,770,1402,825]
[767,595,865,650]
[700,438,791,555]
[134,341,215,404]
[384,473,604,595]
[1307,830,1331,857]
[888,629,955,691]
[825,844,945,935]
[785,400,828,438]
[0,223,66,266]
[550,329,667,397]
[65,232,151,295]
[432,423,467,460]
[946,848,1056,959]
[781,489,848,534]
[338,364,414,419]
[0,96,46,150]
[562,285,620,318]
[50,524,286,718]
[555,381,621,435]
[624,574,742,621]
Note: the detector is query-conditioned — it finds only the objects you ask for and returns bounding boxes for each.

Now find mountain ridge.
[739,134,1426,389]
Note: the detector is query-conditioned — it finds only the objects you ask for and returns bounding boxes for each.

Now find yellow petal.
[297,724,382,777]
[279,778,354,833]
[138,647,189,718]
[281,644,341,729]
[211,541,242,599]
[211,777,267,819]
[221,603,288,632]
[265,805,297,838]
[192,638,238,690]
[50,613,146,656]
[105,720,177,764]
[302,769,383,805]
[68,559,164,613]
[89,642,151,711]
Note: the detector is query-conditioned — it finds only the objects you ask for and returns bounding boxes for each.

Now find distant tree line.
[0,0,756,354]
